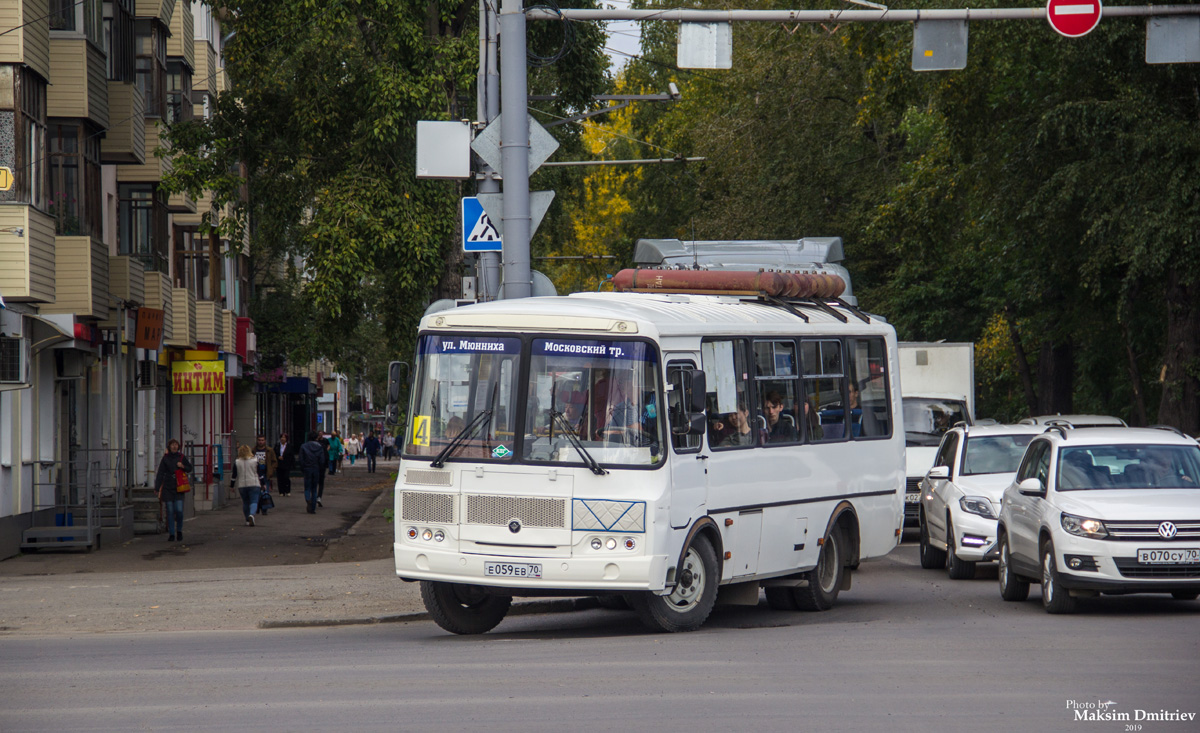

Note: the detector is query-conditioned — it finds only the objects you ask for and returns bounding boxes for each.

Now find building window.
[173,225,223,299]
[166,61,192,125]
[118,183,168,272]
[0,68,49,209]
[51,0,102,44]
[104,0,135,82]
[135,20,167,118]
[48,121,103,237]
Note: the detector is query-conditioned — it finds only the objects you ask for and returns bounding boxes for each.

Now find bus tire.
[765,587,800,611]
[794,525,845,612]
[918,511,946,569]
[630,534,718,632]
[420,581,512,635]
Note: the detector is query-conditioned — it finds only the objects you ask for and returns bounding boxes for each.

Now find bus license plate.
[485,562,543,579]
[1137,548,1200,565]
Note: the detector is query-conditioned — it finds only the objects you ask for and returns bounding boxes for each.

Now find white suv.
[918,423,1043,579]
[996,426,1200,613]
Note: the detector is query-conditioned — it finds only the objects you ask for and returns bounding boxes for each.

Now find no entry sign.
[1047,0,1102,38]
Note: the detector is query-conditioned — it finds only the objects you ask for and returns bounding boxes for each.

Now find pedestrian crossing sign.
[462,196,502,252]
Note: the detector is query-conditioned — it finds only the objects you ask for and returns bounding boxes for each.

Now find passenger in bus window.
[764,391,797,444]
[804,398,824,441]
[720,402,756,447]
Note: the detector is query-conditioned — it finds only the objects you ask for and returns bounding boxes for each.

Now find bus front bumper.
[394,544,670,593]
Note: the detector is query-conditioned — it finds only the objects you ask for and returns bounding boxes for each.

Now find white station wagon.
[918,423,1043,578]
[996,426,1200,613]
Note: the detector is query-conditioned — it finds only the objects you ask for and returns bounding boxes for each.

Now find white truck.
[898,342,975,526]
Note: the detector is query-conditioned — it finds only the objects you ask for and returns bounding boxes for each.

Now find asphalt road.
[2,544,1197,732]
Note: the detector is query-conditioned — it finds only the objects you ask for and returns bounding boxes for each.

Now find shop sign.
[171,360,226,394]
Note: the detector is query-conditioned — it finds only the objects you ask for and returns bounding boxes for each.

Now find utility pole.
[475,0,501,300]
[498,0,532,300]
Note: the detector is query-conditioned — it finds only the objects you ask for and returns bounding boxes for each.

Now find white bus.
[393,283,905,633]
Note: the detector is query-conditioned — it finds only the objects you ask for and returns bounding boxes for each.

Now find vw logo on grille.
[508,520,522,534]
[1158,521,1178,539]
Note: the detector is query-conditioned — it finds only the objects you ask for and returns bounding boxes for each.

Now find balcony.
[167,287,196,348]
[0,3,49,80]
[99,256,145,328]
[135,0,175,23]
[42,235,109,319]
[102,82,146,165]
[195,300,223,348]
[47,38,109,128]
[167,0,194,71]
[142,270,174,343]
[117,120,172,183]
[173,191,216,227]
[222,310,236,353]
[167,189,196,214]
[0,207,55,303]
[193,41,217,96]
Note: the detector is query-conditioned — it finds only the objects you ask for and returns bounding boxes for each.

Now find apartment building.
[0,0,259,557]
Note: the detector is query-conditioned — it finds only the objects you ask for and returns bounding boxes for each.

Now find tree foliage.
[165,0,609,384]
[561,0,1200,429]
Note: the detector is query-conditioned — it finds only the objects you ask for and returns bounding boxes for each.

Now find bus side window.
[802,339,846,442]
[667,364,701,453]
[848,338,892,439]
[753,340,800,446]
[701,339,752,450]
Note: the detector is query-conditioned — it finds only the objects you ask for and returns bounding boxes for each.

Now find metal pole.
[499,0,531,300]
[476,0,502,301]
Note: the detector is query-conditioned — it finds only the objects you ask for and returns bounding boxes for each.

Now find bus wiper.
[431,409,493,468]
[550,410,608,476]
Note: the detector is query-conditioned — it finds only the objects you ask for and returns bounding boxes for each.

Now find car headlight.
[1060,513,1108,539]
[959,496,996,519]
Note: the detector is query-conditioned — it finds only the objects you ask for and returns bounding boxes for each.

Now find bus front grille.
[400,491,456,524]
[465,495,567,529]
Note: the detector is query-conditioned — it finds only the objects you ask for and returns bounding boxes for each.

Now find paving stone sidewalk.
[0,459,425,635]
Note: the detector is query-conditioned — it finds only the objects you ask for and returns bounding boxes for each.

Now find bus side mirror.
[688,371,707,413]
[688,413,706,436]
[387,361,408,404]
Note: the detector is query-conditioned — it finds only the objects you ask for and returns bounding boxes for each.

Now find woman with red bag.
[154,439,193,542]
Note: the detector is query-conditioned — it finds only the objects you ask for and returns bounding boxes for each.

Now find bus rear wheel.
[794,525,845,612]
[420,581,512,635]
[630,534,718,632]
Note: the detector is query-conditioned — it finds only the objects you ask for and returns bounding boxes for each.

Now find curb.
[258,595,601,630]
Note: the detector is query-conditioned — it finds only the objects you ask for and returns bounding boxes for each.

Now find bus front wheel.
[794,525,845,611]
[420,581,512,635]
[630,534,719,632]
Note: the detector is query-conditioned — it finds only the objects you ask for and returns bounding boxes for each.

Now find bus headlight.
[591,537,603,551]
[623,537,636,550]
[605,537,618,550]
[422,528,433,541]
[406,527,418,540]
[434,530,445,542]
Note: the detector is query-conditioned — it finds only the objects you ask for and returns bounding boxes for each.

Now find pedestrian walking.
[154,439,193,542]
[382,432,395,460]
[363,432,381,473]
[327,431,344,475]
[298,431,327,514]
[345,433,361,466]
[233,444,261,526]
[252,435,277,513]
[274,432,297,496]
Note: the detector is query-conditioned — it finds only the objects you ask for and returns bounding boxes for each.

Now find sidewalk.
[0,458,429,635]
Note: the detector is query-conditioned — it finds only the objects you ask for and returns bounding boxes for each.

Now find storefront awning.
[28,315,73,354]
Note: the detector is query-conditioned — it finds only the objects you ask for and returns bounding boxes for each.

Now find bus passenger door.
[666,359,707,529]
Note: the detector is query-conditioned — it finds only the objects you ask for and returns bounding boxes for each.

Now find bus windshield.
[403,335,663,468]
[523,338,663,467]
[405,336,521,461]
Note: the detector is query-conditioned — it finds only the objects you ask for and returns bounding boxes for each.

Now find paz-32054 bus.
[392,270,905,633]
